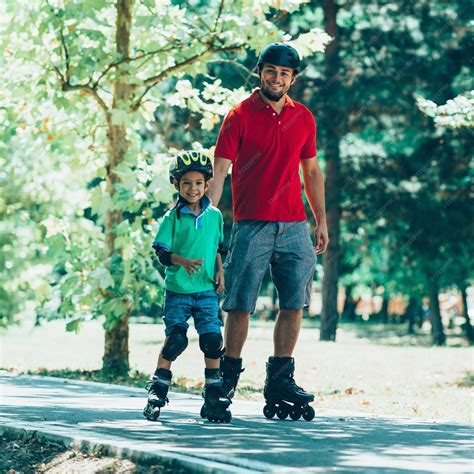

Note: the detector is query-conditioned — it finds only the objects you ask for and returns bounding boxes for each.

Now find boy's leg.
[193,291,231,422]
[157,290,192,368]
[144,291,192,421]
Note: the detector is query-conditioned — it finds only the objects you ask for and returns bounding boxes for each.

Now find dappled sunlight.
[1,373,473,472]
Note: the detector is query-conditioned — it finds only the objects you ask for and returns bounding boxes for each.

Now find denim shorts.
[162,289,222,336]
[222,220,316,313]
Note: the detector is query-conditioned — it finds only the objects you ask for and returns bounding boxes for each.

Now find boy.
[143,150,232,423]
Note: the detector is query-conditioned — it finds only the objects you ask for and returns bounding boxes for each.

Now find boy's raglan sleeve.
[214,109,242,162]
[152,212,174,266]
[300,110,317,160]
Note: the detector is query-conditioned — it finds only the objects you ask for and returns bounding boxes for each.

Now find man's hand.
[315,221,329,254]
[215,269,225,293]
[171,254,204,275]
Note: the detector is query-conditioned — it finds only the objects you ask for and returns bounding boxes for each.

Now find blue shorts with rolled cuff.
[162,289,222,336]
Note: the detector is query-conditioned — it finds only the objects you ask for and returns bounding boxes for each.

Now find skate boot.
[200,368,232,423]
[221,356,244,399]
[143,368,171,421]
[263,356,315,421]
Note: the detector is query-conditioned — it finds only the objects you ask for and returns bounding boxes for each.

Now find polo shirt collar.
[175,194,211,229]
[251,89,296,110]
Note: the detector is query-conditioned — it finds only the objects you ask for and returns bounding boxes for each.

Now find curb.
[0,422,268,474]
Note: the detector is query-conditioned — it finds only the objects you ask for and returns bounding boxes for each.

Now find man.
[208,42,329,420]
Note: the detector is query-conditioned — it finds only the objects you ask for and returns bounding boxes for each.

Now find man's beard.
[260,83,286,102]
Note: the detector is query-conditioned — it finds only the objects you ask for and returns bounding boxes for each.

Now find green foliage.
[1,0,328,340]
[293,0,474,308]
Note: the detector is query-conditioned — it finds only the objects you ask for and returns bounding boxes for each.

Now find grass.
[456,371,474,388]
[24,368,263,397]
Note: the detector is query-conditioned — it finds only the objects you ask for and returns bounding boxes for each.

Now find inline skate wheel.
[302,406,315,421]
[289,406,302,420]
[263,404,276,419]
[200,405,207,419]
[207,412,225,423]
[146,407,160,421]
[224,410,232,423]
[276,405,288,420]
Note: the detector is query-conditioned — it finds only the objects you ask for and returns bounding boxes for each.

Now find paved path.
[0,373,472,473]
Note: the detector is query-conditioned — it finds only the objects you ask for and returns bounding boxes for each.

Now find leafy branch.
[131,45,242,111]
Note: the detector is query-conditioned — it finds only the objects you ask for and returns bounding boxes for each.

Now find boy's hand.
[215,270,225,293]
[172,255,204,275]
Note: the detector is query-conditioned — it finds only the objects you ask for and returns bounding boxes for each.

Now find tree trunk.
[320,0,342,341]
[429,278,446,346]
[103,309,130,376]
[342,285,358,321]
[379,293,389,324]
[460,286,473,344]
[404,296,421,335]
[102,0,133,377]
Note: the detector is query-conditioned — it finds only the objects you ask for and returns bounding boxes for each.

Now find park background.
[1,0,472,424]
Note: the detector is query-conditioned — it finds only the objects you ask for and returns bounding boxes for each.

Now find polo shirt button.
[266,106,269,108]
[278,121,281,124]
[272,113,276,116]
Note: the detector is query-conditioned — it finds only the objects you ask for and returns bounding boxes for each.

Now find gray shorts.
[222,220,316,313]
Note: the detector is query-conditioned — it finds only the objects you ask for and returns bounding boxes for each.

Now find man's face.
[175,170,208,203]
[260,63,296,102]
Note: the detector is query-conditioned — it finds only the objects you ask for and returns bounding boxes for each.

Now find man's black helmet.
[169,150,213,184]
[257,42,301,72]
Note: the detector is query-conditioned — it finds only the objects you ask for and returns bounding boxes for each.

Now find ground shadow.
[2,374,473,473]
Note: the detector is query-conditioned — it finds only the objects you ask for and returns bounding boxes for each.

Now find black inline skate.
[221,356,244,399]
[143,368,171,421]
[200,368,232,423]
[263,356,315,421]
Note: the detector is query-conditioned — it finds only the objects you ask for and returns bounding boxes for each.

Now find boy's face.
[175,171,209,203]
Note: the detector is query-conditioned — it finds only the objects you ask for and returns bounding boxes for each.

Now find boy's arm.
[171,253,204,275]
[153,244,204,275]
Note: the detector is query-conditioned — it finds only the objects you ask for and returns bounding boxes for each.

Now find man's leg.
[221,221,276,397]
[261,222,316,420]
[221,310,249,397]
[273,309,303,357]
[224,310,250,358]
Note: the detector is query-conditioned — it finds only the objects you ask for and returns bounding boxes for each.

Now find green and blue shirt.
[153,195,224,294]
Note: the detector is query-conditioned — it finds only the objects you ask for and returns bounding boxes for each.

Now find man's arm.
[214,253,225,292]
[208,157,232,206]
[301,157,329,254]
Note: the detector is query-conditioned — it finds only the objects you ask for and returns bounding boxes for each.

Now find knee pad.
[161,326,188,361]
[199,332,224,359]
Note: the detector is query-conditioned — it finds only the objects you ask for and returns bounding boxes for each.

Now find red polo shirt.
[214,89,316,222]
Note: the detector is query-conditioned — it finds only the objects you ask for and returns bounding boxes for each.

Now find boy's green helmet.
[169,150,213,184]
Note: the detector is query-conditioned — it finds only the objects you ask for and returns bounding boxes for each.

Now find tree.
[288,0,472,341]
[2,0,329,375]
